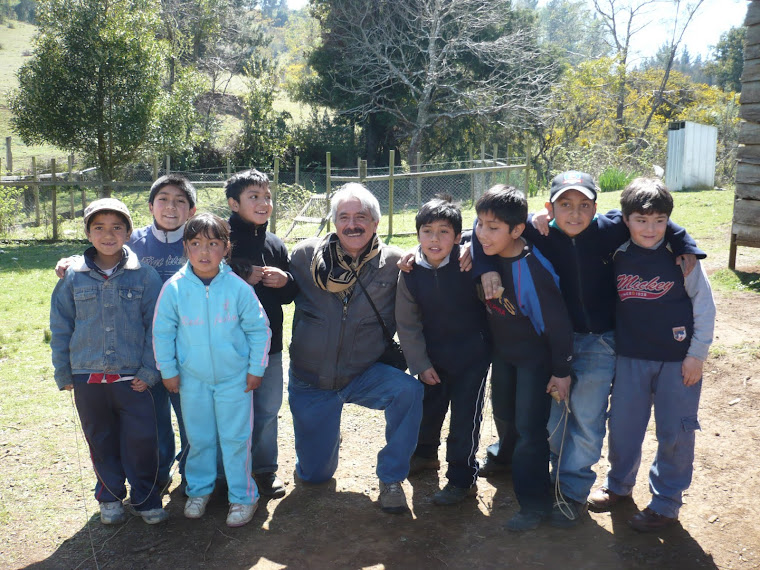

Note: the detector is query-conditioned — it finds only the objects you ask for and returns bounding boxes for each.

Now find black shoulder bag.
[353,271,408,372]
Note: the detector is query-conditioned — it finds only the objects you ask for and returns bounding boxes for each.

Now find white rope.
[548,396,577,520]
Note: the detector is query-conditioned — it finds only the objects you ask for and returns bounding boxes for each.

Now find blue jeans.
[490,354,553,514]
[288,363,423,484]
[605,356,701,519]
[252,351,283,474]
[548,331,616,503]
[150,381,188,481]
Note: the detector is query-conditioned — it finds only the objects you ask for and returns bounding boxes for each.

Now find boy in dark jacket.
[226,169,298,498]
[474,185,574,532]
[395,196,491,505]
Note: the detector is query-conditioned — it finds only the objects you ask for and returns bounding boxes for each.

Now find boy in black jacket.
[395,197,491,505]
[226,169,299,498]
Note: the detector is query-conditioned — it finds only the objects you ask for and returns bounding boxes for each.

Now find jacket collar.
[150,222,185,243]
[75,245,141,273]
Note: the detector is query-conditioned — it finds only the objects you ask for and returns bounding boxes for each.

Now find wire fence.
[0,150,529,243]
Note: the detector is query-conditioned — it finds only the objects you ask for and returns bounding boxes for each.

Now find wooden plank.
[746,6,760,30]
[741,80,760,103]
[732,224,760,247]
[747,43,760,61]
[738,120,760,144]
[735,182,760,200]
[737,144,760,160]
[741,61,760,84]
[736,161,760,184]
[732,199,760,226]
[740,103,760,123]
[294,216,326,224]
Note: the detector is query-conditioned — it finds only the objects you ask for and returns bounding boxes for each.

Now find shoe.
[255,472,286,498]
[138,507,169,525]
[587,487,633,512]
[226,502,257,527]
[628,507,678,532]
[433,483,477,505]
[478,456,510,477]
[99,501,127,525]
[379,481,408,514]
[184,494,212,519]
[549,499,588,528]
[408,455,440,475]
[504,510,546,532]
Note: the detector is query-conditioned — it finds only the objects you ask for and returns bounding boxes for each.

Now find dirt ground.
[7,280,760,569]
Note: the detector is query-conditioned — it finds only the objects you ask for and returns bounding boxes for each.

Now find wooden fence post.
[152,157,159,181]
[51,159,58,240]
[492,143,498,187]
[68,154,75,219]
[507,144,513,185]
[227,158,232,179]
[272,157,279,234]
[165,155,171,175]
[416,152,422,208]
[295,155,300,186]
[325,152,332,233]
[5,136,11,174]
[388,150,395,237]
[524,140,532,195]
[360,160,367,183]
[32,157,40,226]
[469,145,474,202]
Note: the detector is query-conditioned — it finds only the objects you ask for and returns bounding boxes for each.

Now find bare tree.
[309,0,558,167]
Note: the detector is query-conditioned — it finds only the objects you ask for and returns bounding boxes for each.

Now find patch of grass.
[598,167,636,193]
[709,268,760,293]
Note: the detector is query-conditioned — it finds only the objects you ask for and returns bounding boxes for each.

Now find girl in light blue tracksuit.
[153,213,271,527]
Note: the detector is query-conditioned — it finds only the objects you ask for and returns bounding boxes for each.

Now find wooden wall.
[732,0,760,268]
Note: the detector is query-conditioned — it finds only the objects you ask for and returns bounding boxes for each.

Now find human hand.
[397,251,415,273]
[163,375,180,394]
[63,384,74,391]
[682,356,703,386]
[546,375,571,401]
[481,271,504,300]
[55,256,74,279]
[419,367,441,385]
[245,373,262,392]
[262,266,289,288]
[532,208,552,236]
[131,378,148,392]
[247,266,265,285]
[677,254,697,277]
[458,247,472,272]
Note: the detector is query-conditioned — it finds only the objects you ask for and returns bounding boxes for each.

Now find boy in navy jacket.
[589,178,715,532]
[395,196,491,505]
[474,185,573,532]
[226,169,298,498]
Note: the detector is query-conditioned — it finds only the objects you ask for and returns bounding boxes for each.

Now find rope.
[548,395,577,520]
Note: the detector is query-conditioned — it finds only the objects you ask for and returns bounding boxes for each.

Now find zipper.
[333,296,349,372]
[205,281,217,383]
[572,237,593,331]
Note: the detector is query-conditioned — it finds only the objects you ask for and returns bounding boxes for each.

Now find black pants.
[413,361,490,488]
[74,381,161,511]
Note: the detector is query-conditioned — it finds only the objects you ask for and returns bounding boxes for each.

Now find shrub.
[598,167,637,193]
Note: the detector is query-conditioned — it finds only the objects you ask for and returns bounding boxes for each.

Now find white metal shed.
[665,121,718,191]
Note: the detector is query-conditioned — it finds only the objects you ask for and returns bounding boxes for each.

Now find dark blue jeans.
[150,381,188,481]
[74,382,162,511]
[414,362,490,488]
[490,354,553,514]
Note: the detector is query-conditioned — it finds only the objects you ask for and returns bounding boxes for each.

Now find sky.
[284,0,748,60]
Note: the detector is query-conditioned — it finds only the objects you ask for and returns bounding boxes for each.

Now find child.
[56,175,198,492]
[225,169,298,498]
[589,178,715,532]
[152,213,272,527]
[395,196,491,505]
[50,198,167,525]
[474,185,573,532]
[472,171,704,528]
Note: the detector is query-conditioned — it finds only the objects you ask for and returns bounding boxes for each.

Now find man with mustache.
[287,183,423,514]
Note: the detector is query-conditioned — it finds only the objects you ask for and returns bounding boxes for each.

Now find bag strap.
[352,269,396,346]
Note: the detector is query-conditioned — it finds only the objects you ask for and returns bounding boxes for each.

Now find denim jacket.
[50,245,163,390]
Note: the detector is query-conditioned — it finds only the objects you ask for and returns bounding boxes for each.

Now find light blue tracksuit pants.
[180,373,259,505]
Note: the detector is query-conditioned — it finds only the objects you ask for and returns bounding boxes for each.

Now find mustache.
[341,227,366,236]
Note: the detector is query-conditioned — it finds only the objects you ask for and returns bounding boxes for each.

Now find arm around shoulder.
[49,275,76,390]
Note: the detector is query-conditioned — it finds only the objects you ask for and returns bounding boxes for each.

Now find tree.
[705,26,745,93]
[301,0,557,168]
[538,0,610,66]
[9,0,164,190]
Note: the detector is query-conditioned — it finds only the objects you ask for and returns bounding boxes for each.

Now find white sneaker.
[139,507,169,524]
[99,501,127,525]
[184,494,212,519]
[226,502,257,527]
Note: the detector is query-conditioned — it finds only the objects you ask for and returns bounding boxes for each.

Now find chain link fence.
[0,151,528,243]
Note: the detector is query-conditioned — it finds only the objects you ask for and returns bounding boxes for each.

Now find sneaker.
[478,456,510,477]
[378,481,408,514]
[549,499,588,528]
[255,472,286,498]
[408,455,440,476]
[99,501,127,525]
[504,510,546,532]
[184,494,212,519]
[226,502,257,527]
[628,507,678,533]
[433,483,477,505]
[138,507,169,525]
[587,487,633,512]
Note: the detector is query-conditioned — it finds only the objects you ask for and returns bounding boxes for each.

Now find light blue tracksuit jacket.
[153,261,271,504]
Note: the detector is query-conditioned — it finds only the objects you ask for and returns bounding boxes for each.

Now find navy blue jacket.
[473,210,705,334]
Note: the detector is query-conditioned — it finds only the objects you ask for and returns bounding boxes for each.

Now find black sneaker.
[408,455,441,475]
[255,472,286,498]
[504,510,546,532]
[549,499,588,528]
[432,483,477,505]
[478,456,511,477]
